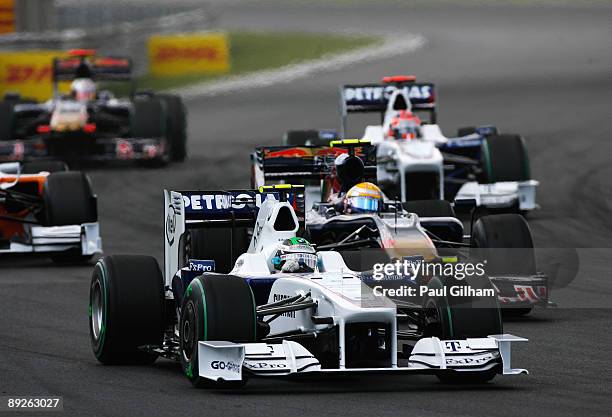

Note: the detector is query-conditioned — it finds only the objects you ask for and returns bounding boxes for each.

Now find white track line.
[171,33,426,98]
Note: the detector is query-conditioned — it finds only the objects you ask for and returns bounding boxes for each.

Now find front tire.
[89,255,165,364]
[43,171,97,226]
[422,276,502,384]
[179,275,256,387]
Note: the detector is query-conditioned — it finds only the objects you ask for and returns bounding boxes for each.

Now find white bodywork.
[198,334,527,381]
[362,89,538,210]
[0,223,101,255]
[164,190,528,382]
[49,100,88,132]
[0,162,102,256]
[454,180,539,211]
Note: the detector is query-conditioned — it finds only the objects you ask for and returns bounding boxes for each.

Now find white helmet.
[70,78,96,102]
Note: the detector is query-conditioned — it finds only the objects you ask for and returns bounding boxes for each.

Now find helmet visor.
[280,252,317,272]
[348,196,379,213]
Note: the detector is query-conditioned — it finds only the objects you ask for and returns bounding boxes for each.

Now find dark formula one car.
[89,185,528,387]
[0,49,187,165]
[0,160,101,262]
[251,140,550,315]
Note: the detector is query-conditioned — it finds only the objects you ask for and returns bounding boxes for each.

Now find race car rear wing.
[52,56,132,82]
[52,54,133,96]
[164,188,305,283]
[252,143,377,187]
[340,82,436,135]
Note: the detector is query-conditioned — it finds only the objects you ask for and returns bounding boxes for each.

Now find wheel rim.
[181,301,196,362]
[91,280,103,341]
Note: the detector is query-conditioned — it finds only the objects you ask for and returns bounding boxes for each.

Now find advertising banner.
[0,50,70,101]
[148,32,230,77]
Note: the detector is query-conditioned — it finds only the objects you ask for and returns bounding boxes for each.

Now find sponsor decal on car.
[165,204,177,245]
[245,362,287,370]
[210,360,241,373]
[188,259,215,272]
[445,354,495,366]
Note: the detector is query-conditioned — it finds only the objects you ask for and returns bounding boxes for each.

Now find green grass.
[136,31,380,91]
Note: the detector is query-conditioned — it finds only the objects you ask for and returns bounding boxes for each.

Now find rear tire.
[480,134,530,183]
[471,214,536,315]
[471,214,536,276]
[132,97,167,165]
[159,94,187,162]
[179,274,256,387]
[89,255,165,365]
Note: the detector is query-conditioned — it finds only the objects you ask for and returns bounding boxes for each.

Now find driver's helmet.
[388,110,421,140]
[70,78,96,102]
[271,237,317,273]
[345,182,382,213]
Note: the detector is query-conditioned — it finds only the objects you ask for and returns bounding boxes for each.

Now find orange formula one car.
[0,160,101,262]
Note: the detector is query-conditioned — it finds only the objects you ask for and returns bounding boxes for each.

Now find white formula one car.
[0,160,101,262]
[89,185,527,387]
[340,75,539,212]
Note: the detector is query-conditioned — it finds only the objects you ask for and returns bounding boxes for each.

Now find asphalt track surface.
[1,3,612,417]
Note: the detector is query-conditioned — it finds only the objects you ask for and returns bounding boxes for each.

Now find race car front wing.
[0,222,102,255]
[454,180,539,211]
[0,137,166,163]
[197,334,528,382]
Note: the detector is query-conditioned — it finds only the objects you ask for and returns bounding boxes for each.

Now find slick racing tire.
[480,134,530,183]
[159,94,187,162]
[43,171,97,226]
[402,200,456,218]
[22,160,68,174]
[471,214,536,315]
[131,97,165,138]
[471,214,536,276]
[185,228,250,274]
[0,101,14,141]
[179,274,256,388]
[422,276,502,384]
[131,97,166,165]
[43,172,97,263]
[89,255,165,365]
